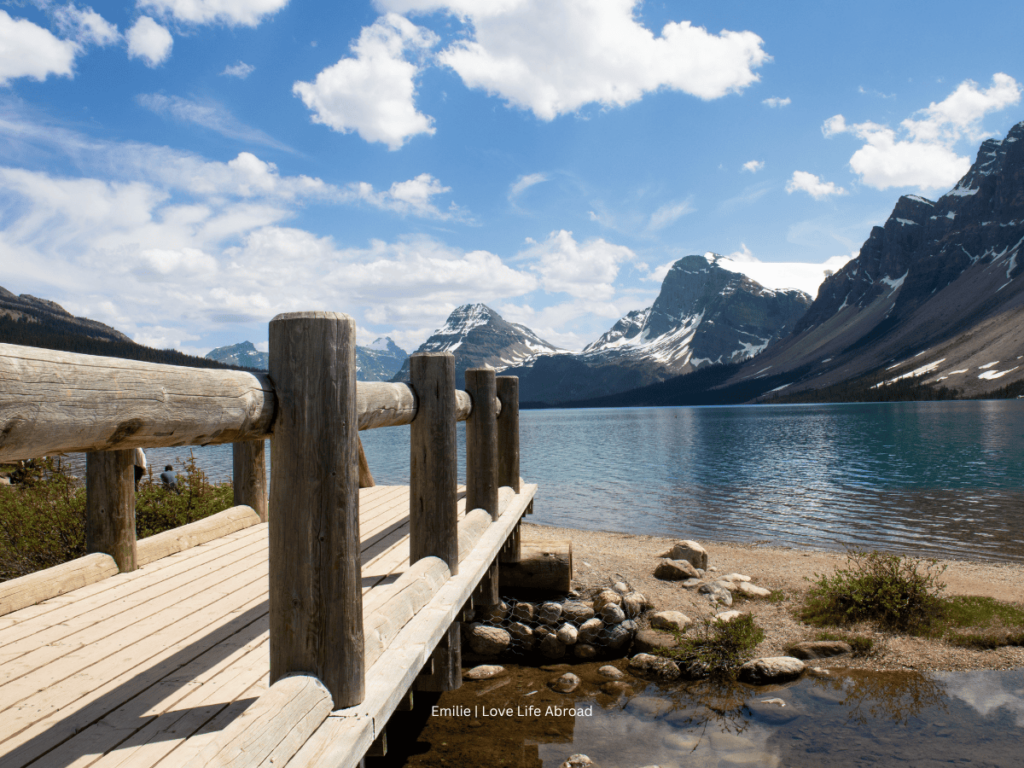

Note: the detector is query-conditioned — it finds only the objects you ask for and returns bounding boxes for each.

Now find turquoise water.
[93,400,1024,563]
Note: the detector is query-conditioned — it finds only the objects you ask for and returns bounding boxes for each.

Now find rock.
[550,672,581,693]
[604,623,633,652]
[710,579,741,593]
[556,623,579,645]
[738,657,806,685]
[593,589,622,612]
[508,621,536,650]
[464,664,505,680]
[597,665,624,679]
[787,640,853,660]
[620,619,638,634]
[600,604,626,625]
[468,624,512,655]
[632,628,678,653]
[478,601,509,623]
[540,633,567,659]
[737,582,771,598]
[612,581,630,594]
[720,573,751,583]
[541,663,573,672]
[698,582,733,607]
[654,559,699,581]
[629,696,674,718]
[681,578,702,589]
[574,643,599,659]
[535,625,554,639]
[713,610,743,624]
[577,618,603,644]
[650,611,692,633]
[746,697,801,726]
[561,601,595,623]
[620,591,647,618]
[559,755,596,768]
[601,681,632,695]
[663,732,701,750]
[512,602,536,623]
[539,602,563,625]
[807,667,831,678]
[628,653,681,680]
[659,540,708,570]
[696,568,705,577]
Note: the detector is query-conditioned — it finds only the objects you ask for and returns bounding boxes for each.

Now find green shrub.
[799,549,947,633]
[656,613,765,679]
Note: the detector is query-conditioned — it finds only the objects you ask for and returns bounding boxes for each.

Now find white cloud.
[724,243,758,263]
[293,13,438,150]
[519,229,637,300]
[53,5,120,46]
[138,94,291,150]
[762,96,790,108]
[497,297,626,351]
[824,73,1022,191]
[741,159,764,173]
[0,10,78,85]
[786,170,847,200]
[137,0,290,27]
[343,173,458,219]
[509,172,547,199]
[648,198,695,231]
[127,16,173,67]
[221,61,255,78]
[378,0,769,120]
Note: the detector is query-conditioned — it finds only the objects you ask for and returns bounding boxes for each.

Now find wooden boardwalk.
[0,483,536,768]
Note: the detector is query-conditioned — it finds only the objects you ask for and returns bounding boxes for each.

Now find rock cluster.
[654,541,773,608]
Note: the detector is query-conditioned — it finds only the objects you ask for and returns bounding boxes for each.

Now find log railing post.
[465,367,498,521]
[268,311,363,708]
[232,440,267,522]
[409,352,459,573]
[86,450,137,572]
[497,376,521,563]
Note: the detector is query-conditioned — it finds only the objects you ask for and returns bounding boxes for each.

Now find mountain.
[391,304,564,387]
[506,255,811,403]
[205,337,408,381]
[1,287,131,343]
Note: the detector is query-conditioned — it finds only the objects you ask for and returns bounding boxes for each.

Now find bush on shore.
[0,454,232,582]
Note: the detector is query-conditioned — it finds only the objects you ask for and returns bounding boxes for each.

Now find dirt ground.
[521,522,1024,673]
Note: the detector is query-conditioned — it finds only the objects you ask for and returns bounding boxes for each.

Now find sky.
[1,1,1022,356]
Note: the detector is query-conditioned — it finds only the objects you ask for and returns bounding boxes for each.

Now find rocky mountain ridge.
[206,337,408,381]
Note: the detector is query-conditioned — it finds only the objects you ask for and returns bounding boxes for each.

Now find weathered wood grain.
[184,675,332,768]
[409,353,459,574]
[465,368,499,521]
[355,382,493,431]
[232,441,267,522]
[87,450,137,572]
[136,505,261,566]
[0,343,276,461]
[268,311,363,708]
[357,435,375,488]
[496,376,520,494]
[0,553,117,618]
[414,621,460,693]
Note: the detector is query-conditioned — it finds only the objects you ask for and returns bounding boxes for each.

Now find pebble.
[463,664,505,680]
[597,665,624,679]
[551,672,581,693]
[612,581,630,594]
[559,755,596,768]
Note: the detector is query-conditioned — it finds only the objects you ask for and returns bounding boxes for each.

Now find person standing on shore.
[133,448,147,491]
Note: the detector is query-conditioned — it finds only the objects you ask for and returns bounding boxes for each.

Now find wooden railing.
[0,311,523,711]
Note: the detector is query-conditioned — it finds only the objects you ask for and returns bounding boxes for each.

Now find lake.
[102,399,1024,563]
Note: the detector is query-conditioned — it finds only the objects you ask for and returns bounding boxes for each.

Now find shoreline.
[520,522,1024,674]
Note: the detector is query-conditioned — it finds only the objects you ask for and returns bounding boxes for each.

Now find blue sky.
[1,0,1022,355]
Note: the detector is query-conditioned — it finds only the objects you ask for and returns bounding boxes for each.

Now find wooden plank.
[414,621,460,693]
[357,435,375,488]
[0,553,117,618]
[232,441,267,522]
[496,377,520,494]
[183,675,332,768]
[87,449,137,572]
[0,343,276,462]
[465,367,499,521]
[268,311,363,708]
[137,506,260,567]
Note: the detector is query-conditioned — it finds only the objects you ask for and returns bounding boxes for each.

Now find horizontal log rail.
[0,343,498,462]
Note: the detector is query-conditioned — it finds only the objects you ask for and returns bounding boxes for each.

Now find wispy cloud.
[786,170,847,200]
[509,172,548,200]
[221,61,255,79]
[742,159,764,173]
[762,96,791,108]
[137,93,294,152]
[647,198,695,231]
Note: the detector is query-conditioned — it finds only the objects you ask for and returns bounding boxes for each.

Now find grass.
[654,613,766,680]
[0,454,233,582]
[798,549,1024,650]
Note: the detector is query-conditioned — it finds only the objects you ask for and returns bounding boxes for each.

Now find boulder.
[512,602,536,623]
[698,583,733,607]
[508,621,536,650]
[597,665,624,680]
[659,540,708,570]
[600,604,626,625]
[650,611,692,633]
[738,657,806,685]
[654,559,700,581]
[561,601,595,623]
[551,672,581,693]
[713,610,743,624]
[468,624,512,655]
[574,643,599,659]
[464,665,505,680]
[787,640,853,660]
[577,618,603,645]
[539,602,563,625]
[593,589,622,612]
[539,633,567,659]
[628,653,681,680]
[604,623,633,652]
[737,582,772,598]
[632,628,678,653]
[556,623,579,645]
[478,601,509,623]
[621,591,647,618]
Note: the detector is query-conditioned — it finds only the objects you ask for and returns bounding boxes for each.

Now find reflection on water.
[386,663,1024,767]
[55,400,1024,562]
